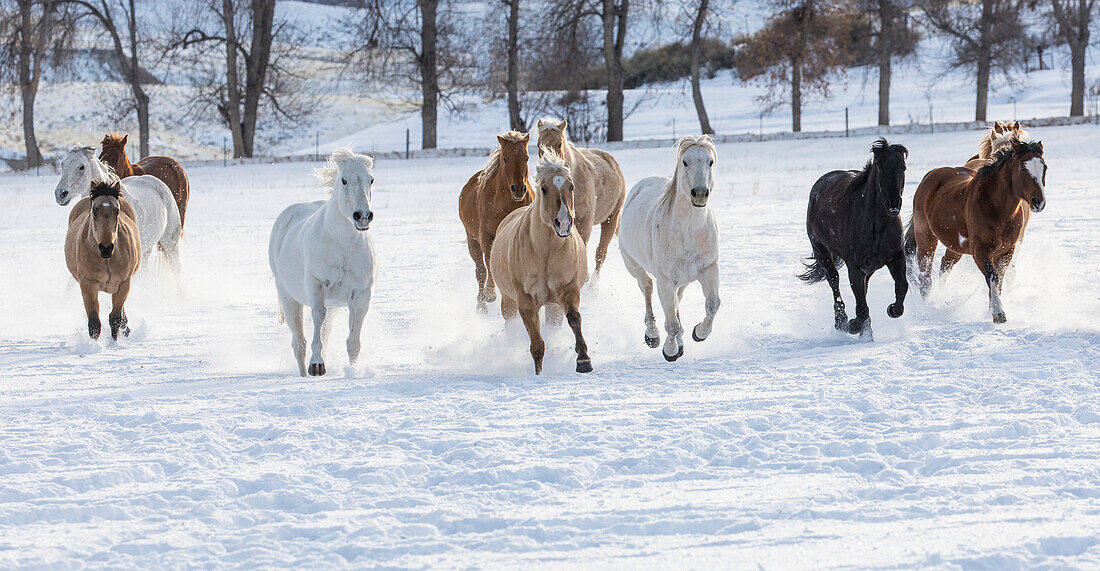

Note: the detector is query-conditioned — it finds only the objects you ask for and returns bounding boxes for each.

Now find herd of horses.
[48,120,1047,376]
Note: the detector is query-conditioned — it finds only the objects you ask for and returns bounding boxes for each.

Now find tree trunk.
[975,56,990,122]
[603,0,626,142]
[1069,39,1086,116]
[241,0,275,158]
[690,0,714,134]
[221,0,245,157]
[127,0,149,158]
[791,58,802,132]
[506,0,523,131]
[420,0,439,149]
[17,0,45,168]
[877,0,892,126]
[20,84,42,167]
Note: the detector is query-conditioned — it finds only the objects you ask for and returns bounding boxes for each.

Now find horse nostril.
[366,211,374,222]
[353,211,362,221]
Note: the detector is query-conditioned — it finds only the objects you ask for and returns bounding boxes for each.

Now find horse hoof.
[476,302,488,314]
[847,319,865,335]
[993,313,1007,324]
[692,325,707,342]
[887,303,904,318]
[308,363,326,376]
[834,313,849,331]
[576,359,593,373]
[645,335,660,348]
[663,346,683,362]
[485,290,497,303]
[122,325,131,338]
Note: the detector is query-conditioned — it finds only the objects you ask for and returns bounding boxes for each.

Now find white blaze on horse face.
[1024,157,1045,191]
[555,199,572,237]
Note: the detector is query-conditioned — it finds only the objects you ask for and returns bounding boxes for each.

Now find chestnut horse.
[964,121,1030,170]
[459,131,534,311]
[535,118,626,280]
[99,133,191,228]
[65,180,141,340]
[906,138,1047,323]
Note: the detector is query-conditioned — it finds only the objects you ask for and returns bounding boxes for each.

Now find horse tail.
[903,217,917,258]
[798,256,829,284]
[277,306,285,324]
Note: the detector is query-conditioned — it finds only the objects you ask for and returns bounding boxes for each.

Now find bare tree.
[64,0,153,157]
[1049,0,1096,116]
[689,0,715,134]
[0,0,75,167]
[505,0,523,130]
[922,0,1025,122]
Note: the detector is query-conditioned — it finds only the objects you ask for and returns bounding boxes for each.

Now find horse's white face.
[334,159,374,231]
[55,149,98,206]
[679,145,715,208]
[538,170,576,238]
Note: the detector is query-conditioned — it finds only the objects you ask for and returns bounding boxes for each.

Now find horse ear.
[558,118,567,132]
[497,134,507,146]
[1011,121,1020,130]
[1037,141,1043,152]
[520,132,530,142]
[121,134,128,145]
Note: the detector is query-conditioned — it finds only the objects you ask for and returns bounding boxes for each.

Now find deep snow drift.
[0,125,1098,567]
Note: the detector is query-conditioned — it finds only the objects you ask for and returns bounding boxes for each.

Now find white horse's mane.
[314,146,374,189]
[535,151,571,187]
[660,135,716,210]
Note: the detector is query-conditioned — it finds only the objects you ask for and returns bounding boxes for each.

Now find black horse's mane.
[975,138,1043,181]
[90,180,120,199]
[847,138,908,195]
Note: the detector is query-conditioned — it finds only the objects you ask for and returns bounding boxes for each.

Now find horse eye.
[683,160,688,167]
[502,158,508,164]
[708,160,714,166]
[341,178,347,185]
[541,187,547,195]
[79,165,85,171]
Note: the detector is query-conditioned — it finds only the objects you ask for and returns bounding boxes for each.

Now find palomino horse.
[799,139,910,339]
[100,133,192,229]
[906,138,1047,323]
[619,135,720,361]
[65,180,141,340]
[535,118,626,279]
[55,147,182,278]
[269,147,376,377]
[490,152,592,375]
[459,131,534,311]
[964,121,1030,170]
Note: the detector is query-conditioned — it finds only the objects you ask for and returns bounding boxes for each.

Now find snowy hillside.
[0,124,1097,567]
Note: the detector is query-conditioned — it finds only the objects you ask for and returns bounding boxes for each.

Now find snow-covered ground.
[1,124,1098,567]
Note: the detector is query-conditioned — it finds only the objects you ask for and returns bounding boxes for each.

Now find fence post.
[845,107,849,137]
[223,136,227,167]
[315,131,319,159]
[405,129,410,160]
[929,103,934,134]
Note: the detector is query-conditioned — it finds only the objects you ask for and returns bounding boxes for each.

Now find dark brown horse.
[459,131,535,312]
[906,138,1047,323]
[99,133,191,228]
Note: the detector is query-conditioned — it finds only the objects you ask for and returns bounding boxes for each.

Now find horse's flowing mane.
[70,145,120,183]
[978,122,1031,160]
[537,117,566,138]
[847,138,908,195]
[659,134,716,211]
[90,180,121,199]
[535,151,571,192]
[314,146,373,190]
[975,138,1043,183]
[478,131,528,188]
[101,133,127,150]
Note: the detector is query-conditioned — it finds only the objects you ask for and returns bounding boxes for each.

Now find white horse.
[618,135,721,362]
[54,146,182,276]
[269,147,376,377]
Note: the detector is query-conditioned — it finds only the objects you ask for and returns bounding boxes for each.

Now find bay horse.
[799,138,910,339]
[964,121,1030,170]
[490,152,592,375]
[535,117,626,280]
[459,131,534,312]
[55,147,182,279]
[906,138,1047,324]
[100,133,191,229]
[65,180,141,340]
[269,147,376,377]
[619,135,720,361]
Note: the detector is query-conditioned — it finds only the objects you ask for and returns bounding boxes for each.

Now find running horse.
[99,133,191,229]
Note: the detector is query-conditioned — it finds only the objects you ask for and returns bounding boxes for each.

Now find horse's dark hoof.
[887,303,904,318]
[834,313,849,331]
[847,319,865,335]
[485,290,497,303]
[576,358,593,373]
[993,313,1007,324]
[692,324,707,342]
[645,335,660,348]
[663,346,683,362]
[308,363,326,376]
[88,323,101,340]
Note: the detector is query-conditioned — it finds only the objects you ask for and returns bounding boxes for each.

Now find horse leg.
[913,219,938,298]
[160,234,184,293]
[656,281,684,361]
[109,280,132,339]
[886,253,908,318]
[978,249,1010,324]
[561,289,592,373]
[939,249,962,276]
[467,234,488,312]
[811,241,847,330]
[481,232,498,304]
[693,262,721,342]
[347,288,372,367]
[518,300,545,375]
[80,283,101,340]
[622,254,659,348]
[308,293,328,376]
[501,294,518,320]
[846,265,872,338]
[593,211,621,278]
[277,289,307,376]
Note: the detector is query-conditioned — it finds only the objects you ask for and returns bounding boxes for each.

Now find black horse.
[799,138,909,338]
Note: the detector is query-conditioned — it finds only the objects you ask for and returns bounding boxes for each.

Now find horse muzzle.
[55,190,72,206]
[888,207,901,216]
[1030,198,1046,213]
[510,186,527,202]
[352,210,373,231]
[690,187,709,208]
[554,216,573,238]
[98,243,114,258]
